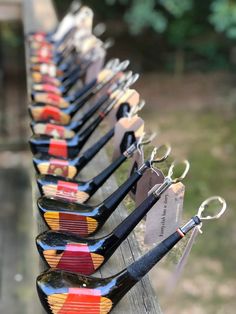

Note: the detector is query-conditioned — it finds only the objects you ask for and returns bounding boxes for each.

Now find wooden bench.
[23,0,162,313]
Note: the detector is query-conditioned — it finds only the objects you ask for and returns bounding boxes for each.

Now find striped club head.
[29,105,70,124]
[41,243,104,275]
[33,84,61,95]
[44,211,98,236]
[33,123,75,139]
[42,181,90,203]
[37,269,116,314]
[37,159,77,178]
[47,289,112,314]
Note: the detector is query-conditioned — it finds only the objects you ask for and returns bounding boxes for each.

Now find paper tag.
[52,14,75,42]
[165,226,200,295]
[135,168,165,207]
[108,89,140,126]
[128,148,144,200]
[84,51,106,84]
[112,115,144,160]
[75,6,93,33]
[144,182,185,245]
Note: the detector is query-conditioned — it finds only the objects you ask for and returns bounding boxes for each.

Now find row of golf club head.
[29,3,228,314]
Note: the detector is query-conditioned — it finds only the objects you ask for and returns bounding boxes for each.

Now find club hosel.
[179,216,201,235]
[82,128,114,162]
[76,112,105,146]
[126,215,202,282]
[123,142,139,158]
[68,76,96,103]
[138,161,151,174]
[102,170,143,214]
[152,177,172,199]
[91,154,127,190]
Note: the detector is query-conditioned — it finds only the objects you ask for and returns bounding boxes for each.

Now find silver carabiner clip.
[127,99,145,118]
[123,73,139,90]
[167,160,190,183]
[115,59,130,72]
[150,144,171,164]
[197,196,227,220]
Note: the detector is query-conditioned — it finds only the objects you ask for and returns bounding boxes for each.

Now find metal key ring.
[167,160,190,183]
[150,144,172,163]
[127,99,145,118]
[197,196,227,220]
[114,60,130,72]
[103,38,115,50]
[138,131,156,147]
[123,73,139,90]
[105,58,120,69]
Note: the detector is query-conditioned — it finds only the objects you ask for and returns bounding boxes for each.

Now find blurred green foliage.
[56,0,236,71]
[0,22,22,48]
[210,0,236,39]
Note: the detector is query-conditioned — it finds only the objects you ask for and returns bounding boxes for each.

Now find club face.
[36,231,104,274]
[37,269,114,314]
[36,173,92,201]
[38,196,100,236]
[30,136,77,159]
[38,161,77,178]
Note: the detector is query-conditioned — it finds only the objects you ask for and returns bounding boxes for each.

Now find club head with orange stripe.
[37,268,118,314]
[28,105,71,124]
[36,230,110,274]
[31,123,75,139]
[36,143,171,237]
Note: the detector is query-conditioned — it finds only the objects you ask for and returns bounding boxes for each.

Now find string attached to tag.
[164,196,227,296]
[128,132,157,199]
[164,225,200,296]
[134,143,171,207]
[112,106,145,160]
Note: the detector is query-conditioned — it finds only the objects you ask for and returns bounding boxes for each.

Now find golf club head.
[37,268,114,314]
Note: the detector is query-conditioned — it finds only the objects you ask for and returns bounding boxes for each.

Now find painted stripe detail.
[45,124,65,138]
[47,290,112,314]
[48,139,68,158]
[43,185,89,203]
[56,181,78,201]
[99,112,105,118]
[44,212,98,236]
[47,159,69,176]
[43,244,104,274]
[47,93,61,103]
[177,228,185,238]
[42,84,60,94]
[40,106,61,121]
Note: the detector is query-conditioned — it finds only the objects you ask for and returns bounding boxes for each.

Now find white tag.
[135,168,165,207]
[53,14,75,42]
[84,50,106,84]
[112,115,144,160]
[165,226,200,295]
[144,182,185,245]
[108,89,140,126]
[75,7,93,32]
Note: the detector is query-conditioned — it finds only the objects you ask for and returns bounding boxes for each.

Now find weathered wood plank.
[79,134,162,314]
[0,167,38,314]
[23,0,162,313]
[23,0,57,33]
[22,1,58,313]
[0,3,21,21]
